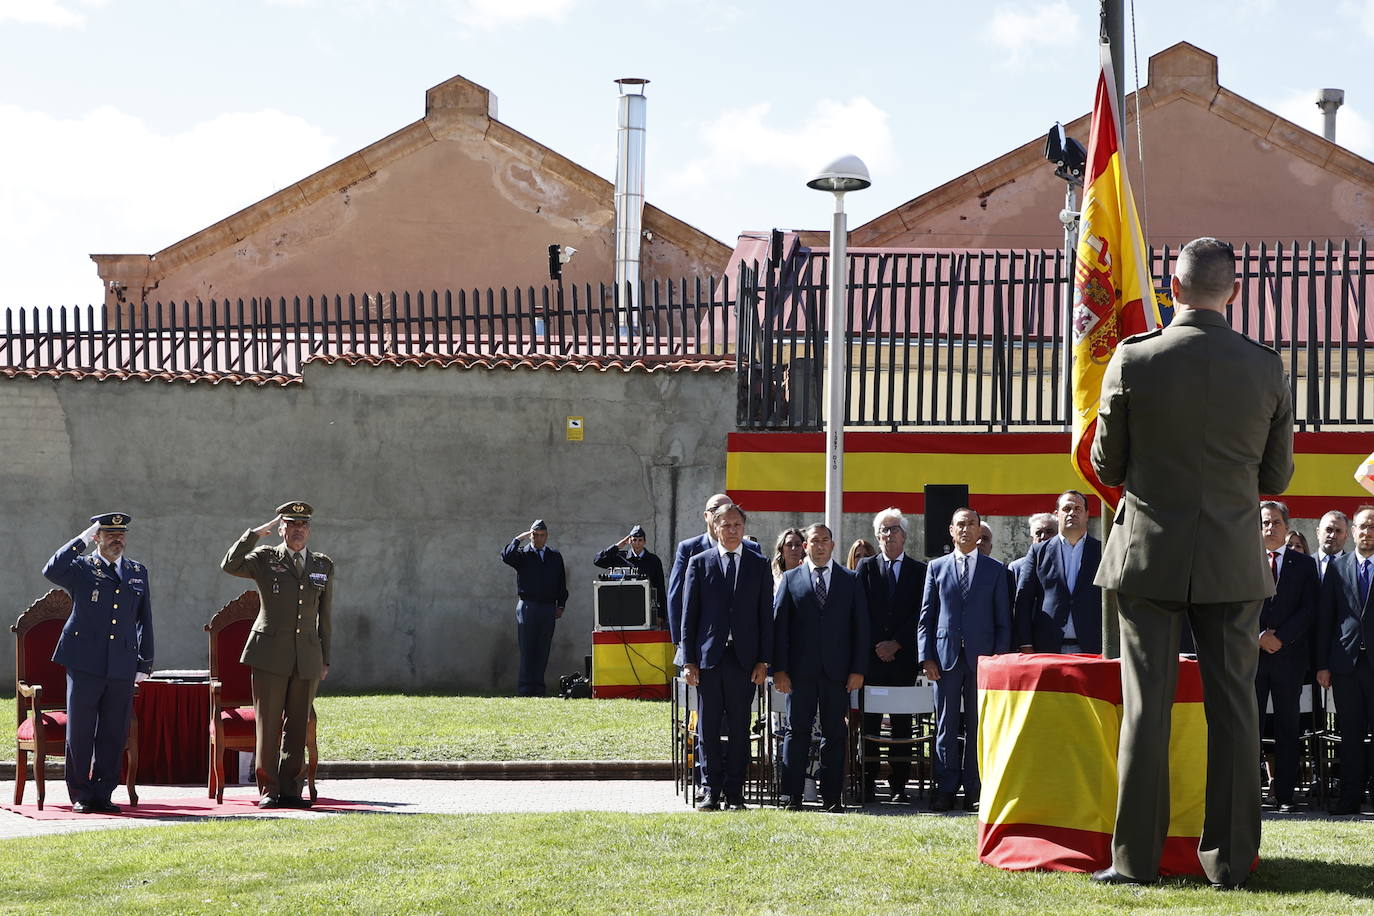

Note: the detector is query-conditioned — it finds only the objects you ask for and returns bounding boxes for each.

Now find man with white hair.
[1009,512,1058,583]
[855,508,927,803]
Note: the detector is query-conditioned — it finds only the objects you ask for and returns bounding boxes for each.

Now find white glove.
[134,672,150,683]
[80,522,100,544]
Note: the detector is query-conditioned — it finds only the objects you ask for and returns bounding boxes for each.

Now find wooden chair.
[206,590,317,803]
[13,589,139,809]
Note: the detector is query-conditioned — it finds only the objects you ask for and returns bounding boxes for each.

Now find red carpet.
[0,795,385,820]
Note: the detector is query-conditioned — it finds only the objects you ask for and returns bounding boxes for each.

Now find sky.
[2,0,1372,309]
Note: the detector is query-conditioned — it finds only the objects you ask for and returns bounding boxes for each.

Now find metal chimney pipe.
[614,78,648,322]
[1317,88,1345,142]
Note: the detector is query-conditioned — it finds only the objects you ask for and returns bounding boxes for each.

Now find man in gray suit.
[1089,238,1294,890]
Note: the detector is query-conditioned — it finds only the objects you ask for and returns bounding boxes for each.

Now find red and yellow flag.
[1071,50,1161,510]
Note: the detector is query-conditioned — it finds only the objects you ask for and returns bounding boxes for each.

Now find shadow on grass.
[1251,857,1374,897]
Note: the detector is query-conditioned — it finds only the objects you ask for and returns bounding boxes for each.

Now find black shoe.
[929,791,954,813]
[92,800,121,814]
[697,791,720,811]
[1328,798,1362,815]
[258,796,283,809]
[862,784,878,803]
[1275,799,1298,814]
[822,798,845,813]
[779,796,804,811]
[71,801,95,814]
[1210,878,1249,891]
[890,788,911,805]
[1091,867,1157,886]
[962,794,979,812]
[724,794,747,810]
[279,795,309,809]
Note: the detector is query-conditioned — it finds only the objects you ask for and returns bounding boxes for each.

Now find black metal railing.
[735,239,1374,432]
[0,279,738,377]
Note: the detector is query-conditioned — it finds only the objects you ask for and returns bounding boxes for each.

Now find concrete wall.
[0,360,734,692]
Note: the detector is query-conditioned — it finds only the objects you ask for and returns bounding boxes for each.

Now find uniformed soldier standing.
[42,512,154,814]
[222,501,332,809]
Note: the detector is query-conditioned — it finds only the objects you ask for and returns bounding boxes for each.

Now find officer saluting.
[42,512,154,814]
[222,501,333,809]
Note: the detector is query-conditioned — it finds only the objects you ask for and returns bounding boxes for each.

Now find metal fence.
[735,239,1374,432]
[0,280,737,377]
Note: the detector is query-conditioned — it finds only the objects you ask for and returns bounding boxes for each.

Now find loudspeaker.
[924,484,970,558]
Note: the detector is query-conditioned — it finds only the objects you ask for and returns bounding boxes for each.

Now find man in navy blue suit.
[501,519,568,697]
[1014,490,1103,655]
[1316,504,1374,815]
[680,503,772,810]
[919,507,1011,812]
[1255,500,1318,812]
[668,493,762,659]
[855,507,926,803]
[42,512,154,814]
[773,523,869,812]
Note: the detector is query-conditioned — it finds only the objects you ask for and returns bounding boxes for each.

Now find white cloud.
[1267,88,1374,159]
[984,1,1084,64]
[0,104,337,308]
[0,0,87,27]
[1342,0,1374,38]
[446,0,575,29]
[666,97,898,194]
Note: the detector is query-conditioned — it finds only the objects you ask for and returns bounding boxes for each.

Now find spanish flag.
[1071,48,1161,510]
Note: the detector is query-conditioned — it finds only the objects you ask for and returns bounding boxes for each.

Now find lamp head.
[806,155,871,193]
[1044,123,1087,186]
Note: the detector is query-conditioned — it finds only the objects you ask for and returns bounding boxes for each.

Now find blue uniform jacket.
[919,552,1011,671]
[501,539,568,606]
[680,547,773,669]
[773,562,870,682]
[43,538,154,680]
[668,532,762,644]
[1013,536,1103,653]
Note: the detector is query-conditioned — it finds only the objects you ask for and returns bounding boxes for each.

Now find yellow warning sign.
[567,416,584,441]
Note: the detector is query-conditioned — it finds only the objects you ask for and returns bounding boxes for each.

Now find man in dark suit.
[1015,490,1102,655]
[1255,500,1318,813]
[668,493,762,656]
[42,512,154,814]
[1315,505,1374,816]
[774,523,869,812]
[855,507,927,803]
[1008,513,1057,585]
[919,507,1011,812]
[500,519,568,697]
[222,501,334,808]
[680,503,772,810]
[594,525,667,626]
[1090,238,1294,889]
[1315,510,1350,583]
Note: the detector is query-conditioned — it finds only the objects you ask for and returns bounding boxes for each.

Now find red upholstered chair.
[13,589,139,809]
[206,590,316,803]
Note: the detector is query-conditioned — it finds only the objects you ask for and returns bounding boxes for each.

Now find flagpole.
[1100,0,1124,661]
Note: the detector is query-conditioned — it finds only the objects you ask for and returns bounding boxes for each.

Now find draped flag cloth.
[1071,47,1161,510]
[976,654,1207,876]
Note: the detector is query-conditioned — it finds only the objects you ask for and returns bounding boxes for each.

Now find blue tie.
[815,567,828,607]
[726,551,737,590]
[1360,559,1371,608]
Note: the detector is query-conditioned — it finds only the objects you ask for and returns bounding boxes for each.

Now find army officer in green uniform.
[222,501,333,808]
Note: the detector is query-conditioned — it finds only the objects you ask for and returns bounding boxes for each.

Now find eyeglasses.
[878,525,903,534]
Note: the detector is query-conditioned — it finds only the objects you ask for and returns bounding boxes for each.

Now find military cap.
[90,512,131,530]
[531,519,548,532]
[276,501,314,521]
[628,524,646,538]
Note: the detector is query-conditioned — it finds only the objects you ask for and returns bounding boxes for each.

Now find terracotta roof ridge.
[302,351,735,373]
[0,367,299,387]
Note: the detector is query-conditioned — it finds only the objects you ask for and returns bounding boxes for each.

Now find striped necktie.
[815,566,828,607]
[958,555,970,597]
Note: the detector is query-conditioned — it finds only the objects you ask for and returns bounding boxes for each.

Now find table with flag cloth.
[130,677,219,784]
[976,653,1208,876]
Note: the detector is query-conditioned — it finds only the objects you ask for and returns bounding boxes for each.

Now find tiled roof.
[1,367,300,387]
[305,352,736,373]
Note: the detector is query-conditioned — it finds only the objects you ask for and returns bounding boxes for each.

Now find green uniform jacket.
[1091,308,1294,603]
[221,531,333,678]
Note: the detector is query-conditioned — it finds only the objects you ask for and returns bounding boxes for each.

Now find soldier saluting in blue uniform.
[42,512,154,814]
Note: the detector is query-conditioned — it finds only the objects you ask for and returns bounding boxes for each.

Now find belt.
[1061,641,1083,653]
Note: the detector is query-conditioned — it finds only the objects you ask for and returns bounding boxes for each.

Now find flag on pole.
[1071,47,1161,510]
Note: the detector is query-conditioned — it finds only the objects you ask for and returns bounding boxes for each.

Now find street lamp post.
[806,155,871,539]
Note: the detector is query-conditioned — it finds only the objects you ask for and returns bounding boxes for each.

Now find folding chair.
[853,681,937,802]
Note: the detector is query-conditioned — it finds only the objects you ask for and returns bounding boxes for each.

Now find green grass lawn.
[312,695,671,761]
[1,812,1371,914]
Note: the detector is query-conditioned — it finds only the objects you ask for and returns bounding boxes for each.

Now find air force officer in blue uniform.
[919,507,1011,812]
[42,512,154,814]
[681,502,772,810]
[773,523,870,812]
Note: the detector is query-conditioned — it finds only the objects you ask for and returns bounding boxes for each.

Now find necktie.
[1361,559,1371,608]
[958,555,970,597]
[726,551,737,590]
[107,560,120,582]
[886,558,898,599]
[1269,551,1279,583]
[815,566,828,607]
[294,552,304,577]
